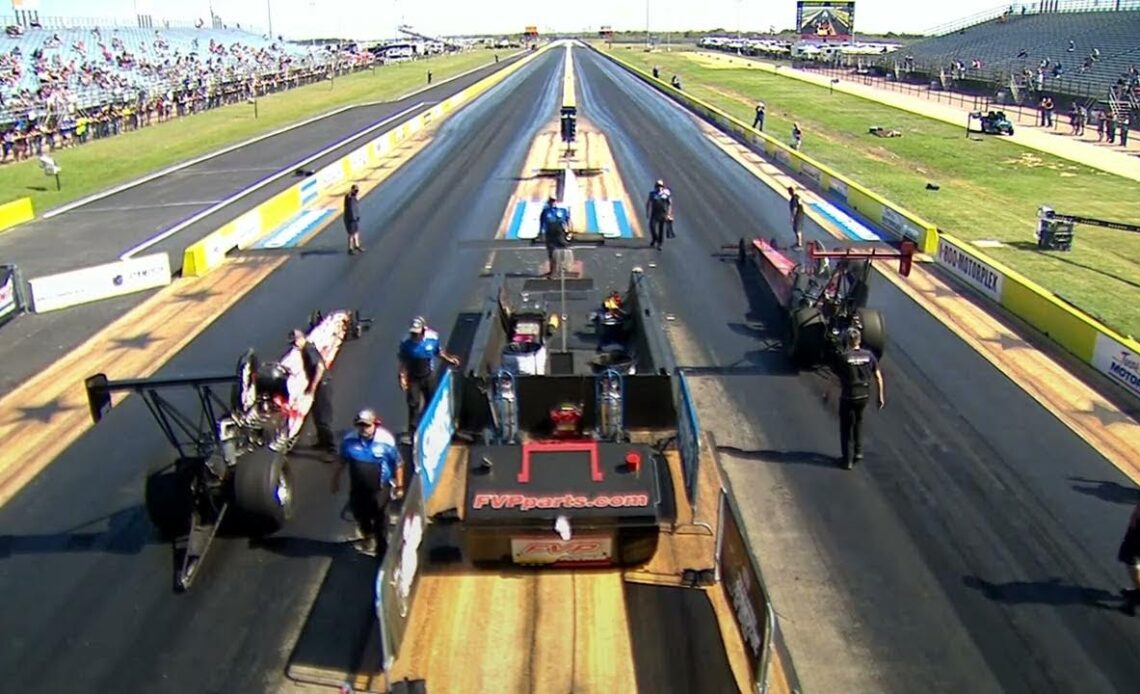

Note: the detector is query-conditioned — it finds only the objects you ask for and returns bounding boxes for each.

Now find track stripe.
[254,207,336,249]
[586,199,600,234]
[612,200,633,238]
[809,201,881,242]
[506,200,527,240]
[516,201,545,241]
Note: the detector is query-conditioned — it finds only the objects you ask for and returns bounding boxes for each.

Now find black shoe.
[348,248,356,255]
[1122,588,1140,616]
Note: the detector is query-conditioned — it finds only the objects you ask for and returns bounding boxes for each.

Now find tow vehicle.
[967,110,1015,136]
[84,309,370,590]
[343,257,778,693]
[734,236,915,368]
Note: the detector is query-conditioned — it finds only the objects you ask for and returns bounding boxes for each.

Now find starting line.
[507,199,632,240]
[809,201,882,242]
[252,207,337,249]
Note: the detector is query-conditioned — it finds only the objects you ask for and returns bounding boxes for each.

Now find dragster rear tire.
[791,272,812,309]
[234,450,294,534]
[145,466,193,540]
[858,308,886,359]
[788,307,826,367]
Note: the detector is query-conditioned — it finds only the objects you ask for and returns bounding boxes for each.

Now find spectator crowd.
[1,23,380,164]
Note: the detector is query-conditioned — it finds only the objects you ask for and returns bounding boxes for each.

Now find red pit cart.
[84,309,371,591]
[734,237,914,368]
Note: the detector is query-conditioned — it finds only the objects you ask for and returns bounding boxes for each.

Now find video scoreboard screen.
[796,1,856,41]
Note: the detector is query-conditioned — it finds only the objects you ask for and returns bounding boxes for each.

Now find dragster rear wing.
[85,372,238,424]
[806,240,916,277]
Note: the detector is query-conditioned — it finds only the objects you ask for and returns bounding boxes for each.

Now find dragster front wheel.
[145,466,193,540]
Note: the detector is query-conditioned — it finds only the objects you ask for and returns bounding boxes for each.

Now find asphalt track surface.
[0,55,523,395]
[0,44,1137,694]
[574,48,1140,692]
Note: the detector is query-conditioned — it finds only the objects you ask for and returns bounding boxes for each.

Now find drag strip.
[0,48,562,694]
[575,47,1140,693]
[0,57,523,395]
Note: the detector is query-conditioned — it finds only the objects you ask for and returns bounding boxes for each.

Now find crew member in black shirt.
[833,327,885,469]
[291,328,335,454]
[344,184,364,255]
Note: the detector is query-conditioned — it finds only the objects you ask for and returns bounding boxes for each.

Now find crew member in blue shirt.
[398,316,461,433]
[538,194,572,277]
[332,409,404,556]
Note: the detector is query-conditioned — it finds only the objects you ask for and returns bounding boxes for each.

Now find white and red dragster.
[85,308,371,591]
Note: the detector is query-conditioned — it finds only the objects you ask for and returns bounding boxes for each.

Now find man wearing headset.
[832,327,885,469]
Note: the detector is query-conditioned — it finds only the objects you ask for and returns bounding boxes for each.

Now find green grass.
[1,51,500,213]
[603,45,1140,339]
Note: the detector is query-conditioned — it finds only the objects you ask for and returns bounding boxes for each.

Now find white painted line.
[119,101,424,260]
[42,53,524,219]
[85,201,222,212]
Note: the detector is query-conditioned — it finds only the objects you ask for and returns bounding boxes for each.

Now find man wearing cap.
[398,316,461,434]
[831,327,885,469]
[344,184,364,255]
[332,409,404,555]
[538,194,572,277]
[645,179,673,250]
[290,328,335,453]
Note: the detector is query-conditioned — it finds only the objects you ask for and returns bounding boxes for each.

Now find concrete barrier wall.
[595,46,1140,406]
[592,47,939,254]
[182,43,558,278]
[0,197,34,234]
[935,233,1140,403]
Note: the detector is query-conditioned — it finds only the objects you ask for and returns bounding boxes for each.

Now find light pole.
[266,0,273,38]
[645,0,650,49]
[736,0,742,54]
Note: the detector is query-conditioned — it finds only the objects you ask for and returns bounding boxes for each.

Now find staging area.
[346,250,757,693]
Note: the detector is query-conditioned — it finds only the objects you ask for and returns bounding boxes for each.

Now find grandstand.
[877,1,1140,114]
[0,14,387,162]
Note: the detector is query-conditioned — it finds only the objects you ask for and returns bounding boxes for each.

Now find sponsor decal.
[29,253,171,313]
[880,206,922,243]
[393,500,424,614]
[720,498,769,678]
[416,368,455,499]
[935,238,1004,302]
[800,162,822,187]
[511,536,613,564]
[300,177,318,206]
[1093,333,1140,398]
[676,373,701,504]
[471,492,650,511]
[0,267,17,320]
[232,208,264,250]
[774,148,792,166]
[316,162,344,191]
[349,147,368,173]
[829,176,849,198]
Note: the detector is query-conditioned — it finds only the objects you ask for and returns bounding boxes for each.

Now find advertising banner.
[935,236,1005,303]
[0,265,18,323]
[376,474,427,668]
[415,368,455,500]
[1093,333,1140,399]
[720,495,771,687]
[676,371,701,505]
[796,1,856,41]
[29,253,171,313]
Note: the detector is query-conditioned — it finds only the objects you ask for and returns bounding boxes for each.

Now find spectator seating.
[888,10,1140,100]
[0,25,368,120]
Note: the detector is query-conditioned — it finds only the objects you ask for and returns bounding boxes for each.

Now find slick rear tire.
[234,450,294,535]
[858,308,886,359]
[145,466,193,540]
[788,307,825,368]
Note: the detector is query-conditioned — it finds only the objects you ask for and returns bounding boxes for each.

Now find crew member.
[344,184,364,255]
[538,194,572,277]
[398,316,461,434]
[1119,502,1140,616]
[833,327,885,469]
[753,101,766,131]
[789,186,804,249]
[645,179,673,250]
[332,409,404,556]
[291,328,335,453]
